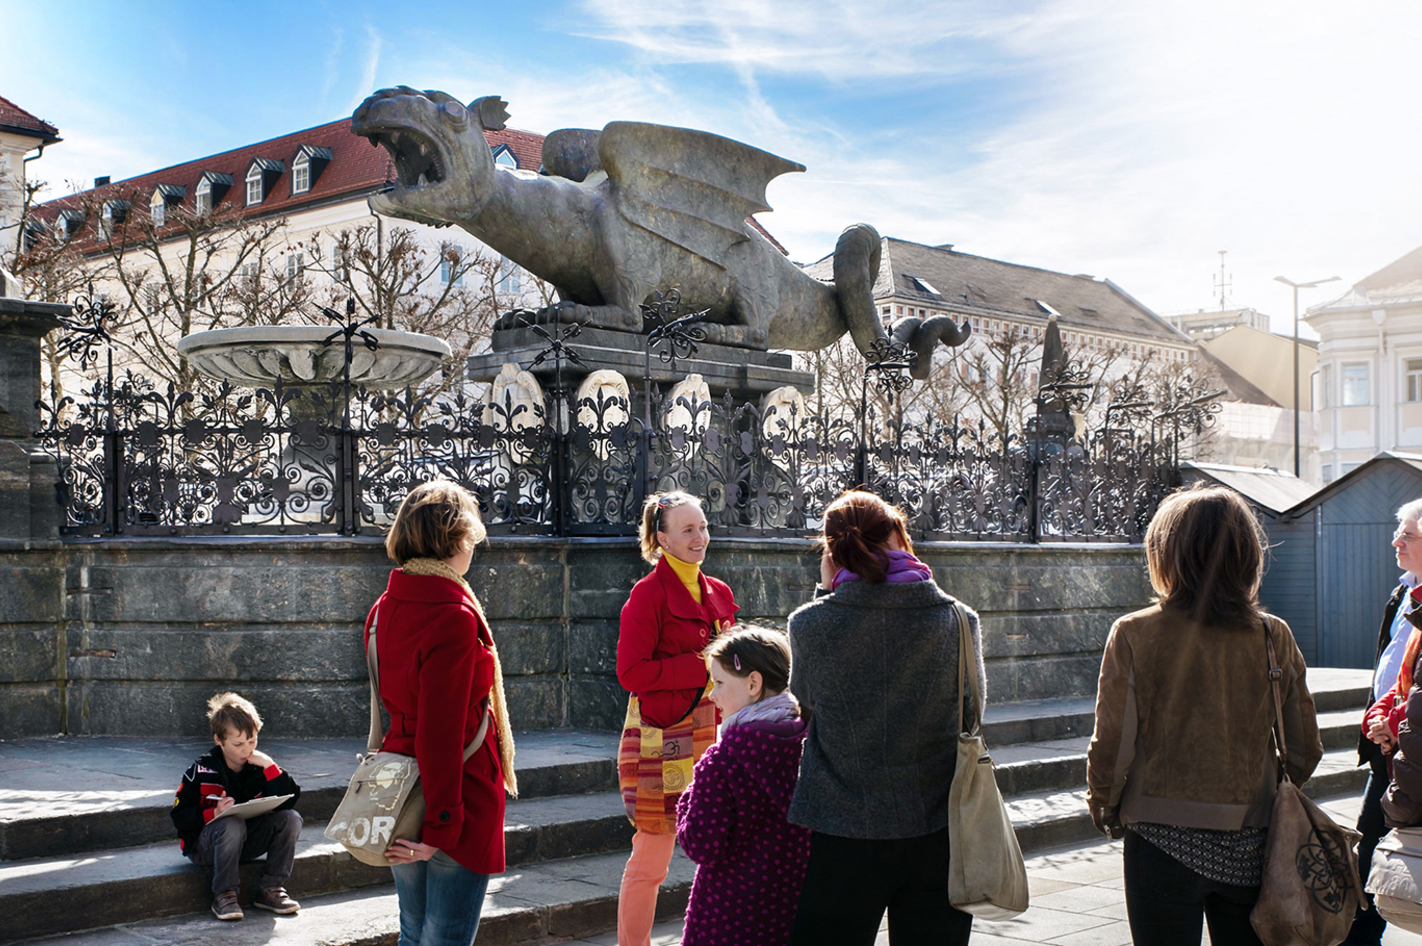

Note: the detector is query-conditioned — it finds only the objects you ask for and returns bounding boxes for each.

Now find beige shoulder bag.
[324,606,489,867]
[946,598,1030,919]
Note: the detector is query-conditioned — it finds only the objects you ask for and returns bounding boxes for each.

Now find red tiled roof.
[0,95,60,143]
[746,216,788,256]
[36,116,545,245]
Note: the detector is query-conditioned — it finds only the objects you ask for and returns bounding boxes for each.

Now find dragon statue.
[351,87,969,379]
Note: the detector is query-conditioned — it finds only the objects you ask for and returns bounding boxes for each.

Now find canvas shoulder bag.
[1250,616,1362,946]
[946,598,1030,919]
[1366,825,1422,933]
[324,605,490,867]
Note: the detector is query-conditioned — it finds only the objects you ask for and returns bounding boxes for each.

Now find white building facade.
[31,115,545,378]
[1307,244,1422,482]
[0,95,61,297]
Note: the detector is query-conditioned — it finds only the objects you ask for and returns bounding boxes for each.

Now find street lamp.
[1275,274,1340,478]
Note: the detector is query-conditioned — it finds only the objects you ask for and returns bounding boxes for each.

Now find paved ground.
[564,792,1422,946]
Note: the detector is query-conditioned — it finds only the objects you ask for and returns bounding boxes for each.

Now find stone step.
[979,666,1370,746]
[1307,667,1373,714]
[0,790,633,942]
[0,730,618,861]
[1001,744,1370,855]
[5,749,1374,946]
[1,672,1371,863]
[8,848,697,946]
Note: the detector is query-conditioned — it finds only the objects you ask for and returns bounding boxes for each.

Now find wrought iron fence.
[34,298,1192,542]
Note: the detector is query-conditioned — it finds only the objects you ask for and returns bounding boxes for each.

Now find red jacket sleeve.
[617,580,709,695]
[1366,684,1407,745]
[415,603,487,850]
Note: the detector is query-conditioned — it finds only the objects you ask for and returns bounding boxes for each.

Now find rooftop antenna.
[1213,250,1231,311]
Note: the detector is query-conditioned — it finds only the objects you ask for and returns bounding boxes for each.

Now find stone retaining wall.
[0,536,1151,740]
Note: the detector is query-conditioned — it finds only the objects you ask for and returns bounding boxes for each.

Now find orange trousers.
[617,829,677,946]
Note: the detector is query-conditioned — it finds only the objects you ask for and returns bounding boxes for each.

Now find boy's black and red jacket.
[170,747,301,853]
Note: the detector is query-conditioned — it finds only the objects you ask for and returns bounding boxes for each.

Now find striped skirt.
[618,692,718,834]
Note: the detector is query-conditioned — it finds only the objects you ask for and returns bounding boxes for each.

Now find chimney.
[94,176,110,188]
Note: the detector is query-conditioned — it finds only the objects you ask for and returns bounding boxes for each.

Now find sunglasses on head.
[653,495,678,532]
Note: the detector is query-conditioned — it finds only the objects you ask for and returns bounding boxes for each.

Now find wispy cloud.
[350,24,383,112]
[321,27,345,108]
[14,0,1422,325]
[572,0,1028,82]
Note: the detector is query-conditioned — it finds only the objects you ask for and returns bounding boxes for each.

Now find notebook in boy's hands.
[212,794,296,821]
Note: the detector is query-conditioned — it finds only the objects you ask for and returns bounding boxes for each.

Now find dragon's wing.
[598,122,805,270]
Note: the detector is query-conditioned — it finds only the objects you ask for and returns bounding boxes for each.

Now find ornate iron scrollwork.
[641,289,709,369]
[35,286,1186,543]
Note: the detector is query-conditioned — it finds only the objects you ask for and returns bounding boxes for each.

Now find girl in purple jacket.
[675,626,811,946]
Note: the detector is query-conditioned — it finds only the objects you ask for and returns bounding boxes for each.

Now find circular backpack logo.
[1296,838,1346,914]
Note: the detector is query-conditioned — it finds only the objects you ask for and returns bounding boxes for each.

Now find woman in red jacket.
[617,491,739,946]
[367,480,517,946]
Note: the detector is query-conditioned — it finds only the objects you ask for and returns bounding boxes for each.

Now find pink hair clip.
[733,654,741,671]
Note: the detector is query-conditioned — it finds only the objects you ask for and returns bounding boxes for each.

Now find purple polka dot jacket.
[675,716,811,946]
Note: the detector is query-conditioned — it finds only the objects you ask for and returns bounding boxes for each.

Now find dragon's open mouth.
[363,126,446,189]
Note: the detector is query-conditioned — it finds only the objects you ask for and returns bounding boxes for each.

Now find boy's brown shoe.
[212,889,243,921]
[252,886,300,915]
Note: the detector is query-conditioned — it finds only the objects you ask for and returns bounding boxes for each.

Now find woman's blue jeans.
[390,850,491,946]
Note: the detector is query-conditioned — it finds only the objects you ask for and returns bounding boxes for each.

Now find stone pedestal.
[467,325,815,397]
[0,298,68,541]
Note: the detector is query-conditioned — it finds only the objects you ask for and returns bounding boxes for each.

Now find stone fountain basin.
[177,326,452,390]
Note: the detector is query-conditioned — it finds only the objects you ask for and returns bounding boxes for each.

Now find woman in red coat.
[366,480,518,946]
[617,491,739,946]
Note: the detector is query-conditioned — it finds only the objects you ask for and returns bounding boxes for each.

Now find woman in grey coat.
[787,490,984,946]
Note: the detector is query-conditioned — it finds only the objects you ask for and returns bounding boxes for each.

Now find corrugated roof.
[0,94,60,144]
[805,237,1189,346]
[1183,462,1316,517]
[1280,451,1422,517]
[35,116,544,246]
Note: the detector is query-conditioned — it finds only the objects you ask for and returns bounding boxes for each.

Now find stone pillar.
[0,297,68,540]
[0,298,69,737]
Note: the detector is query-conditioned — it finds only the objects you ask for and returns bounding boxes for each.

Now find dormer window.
[194,172,232,215]
[290,145,331,195]
[23,219,45,252]
[904,274,941,296]
[150,183,184,228]
[99,200,129,239]
[492,144,518,170]
[53,209,83,242]
[244,158,283,205]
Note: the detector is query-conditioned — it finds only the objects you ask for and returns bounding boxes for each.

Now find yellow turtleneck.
[664,551,703,604]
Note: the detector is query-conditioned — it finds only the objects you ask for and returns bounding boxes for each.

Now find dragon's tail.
[832,223,884,354]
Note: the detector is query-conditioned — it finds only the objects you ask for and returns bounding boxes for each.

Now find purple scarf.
[832,549,933,588]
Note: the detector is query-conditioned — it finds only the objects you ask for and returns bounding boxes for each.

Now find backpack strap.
[1263,615,1290,785]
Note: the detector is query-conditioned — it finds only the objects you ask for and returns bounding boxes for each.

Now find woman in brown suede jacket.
[1087,485,1323,946]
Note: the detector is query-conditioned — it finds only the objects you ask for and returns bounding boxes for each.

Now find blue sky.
[5,0,1422,331]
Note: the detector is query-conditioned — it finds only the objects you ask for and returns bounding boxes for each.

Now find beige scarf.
[402,557,518,798]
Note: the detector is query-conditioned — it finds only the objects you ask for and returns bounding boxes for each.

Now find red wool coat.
[365,569,506,874]
[617,556,739,729]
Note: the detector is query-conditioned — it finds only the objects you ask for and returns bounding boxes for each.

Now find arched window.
[492,144,518,170]
[246,164,265,205]
[292,153,310,194]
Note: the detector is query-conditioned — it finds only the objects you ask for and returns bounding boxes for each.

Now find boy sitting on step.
[171,692,303,922]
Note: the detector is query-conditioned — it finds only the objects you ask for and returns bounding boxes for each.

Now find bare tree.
[47,186,310,395]
[303,223,508,401]
[1,175,108,408]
